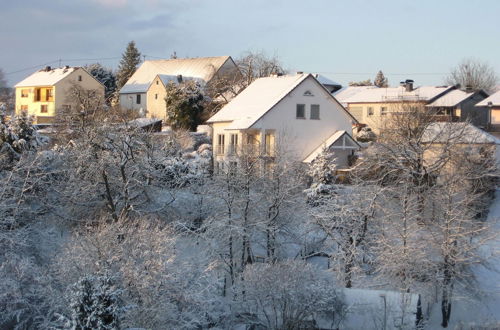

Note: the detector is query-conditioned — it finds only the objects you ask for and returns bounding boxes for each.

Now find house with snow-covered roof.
[334,80,455,133]
[119,56,241,115]
[426,89,489,128]
[206,73,359,171]
[476,90,500,131]
[14,66,104,124]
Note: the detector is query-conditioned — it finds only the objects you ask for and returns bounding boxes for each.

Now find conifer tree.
[374,70,388,87]
[116,41,141,90]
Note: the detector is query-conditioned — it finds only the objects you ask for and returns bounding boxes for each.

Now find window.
[35,88,41,102]
[62,104,71,111]
[381,107,388,116]
[40,105,48,113]
[46,88,53,101]
[20,105,28,111]
[217,134,225,155]
[229,134,238,154]
[296,104,305,119]
[136,94,141,104]
[310,104,320,119]
[264,133,274,156]
[21,89,29,97]
[155,93,158,100]
[78,75,82,82]
[367,107,374,116]
[156,80,159,85]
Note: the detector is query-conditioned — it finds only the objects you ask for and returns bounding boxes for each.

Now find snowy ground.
[427,189,500,328]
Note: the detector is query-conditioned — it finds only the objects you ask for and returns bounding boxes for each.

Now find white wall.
[251,76,354,160]
[119,92,147,113]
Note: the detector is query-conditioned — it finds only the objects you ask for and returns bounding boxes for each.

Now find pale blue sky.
[2,0,499,87]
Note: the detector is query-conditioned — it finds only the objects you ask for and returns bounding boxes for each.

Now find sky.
[1,0,499,87]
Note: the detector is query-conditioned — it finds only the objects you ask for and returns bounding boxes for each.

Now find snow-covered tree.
[309,185,376,288]
[70,274,122,330]
[84,63,117,103]
[116,41,141,90]
[0,110,43,167]
[374,70,388,87]
[165,80,205,131]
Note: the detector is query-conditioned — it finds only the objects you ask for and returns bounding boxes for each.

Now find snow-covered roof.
[303,130,360,163]
[207,73,310,128]
[426,89,474,107]
[476,90,500,107]
[119,56,231,94]
[15,66,79,87]
[333,86,379,104]
[337,85,454,104]
[312,73,341,87]
[421,122,500,144]
[157,74,205,87]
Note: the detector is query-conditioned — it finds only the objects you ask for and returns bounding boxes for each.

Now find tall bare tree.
[445,58,498,93]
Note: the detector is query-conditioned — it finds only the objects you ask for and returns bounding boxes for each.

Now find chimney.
[400,81,406,87]
[465,85,473,93]
[405,79,414,92]
[296,71,304,75]
[65,65,70,69]
[45,66,52,72]
[177,74,183,83]
[270,72,283,78]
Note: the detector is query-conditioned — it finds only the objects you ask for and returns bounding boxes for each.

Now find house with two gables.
[206,73,359,171]
[119,56,241,120]
[14,66,104,124]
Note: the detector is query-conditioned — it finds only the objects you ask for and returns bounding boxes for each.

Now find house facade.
[476,90,500,131]
[426,89,489,128]
[14,66,104,124]
[206,73,358,171]
[119,56,241,116]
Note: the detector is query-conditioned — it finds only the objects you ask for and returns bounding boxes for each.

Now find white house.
[206,73,359,170]
[119,56,240,113]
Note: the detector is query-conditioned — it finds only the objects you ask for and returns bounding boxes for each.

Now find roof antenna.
[58,59,62,67]
[143,55,146,62]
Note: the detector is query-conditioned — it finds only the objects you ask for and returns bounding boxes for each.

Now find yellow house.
[334,81,455,133]
[14,66,104,124]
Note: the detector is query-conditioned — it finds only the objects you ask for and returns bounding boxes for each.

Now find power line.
[5,56,122,75]
[314,71,447,76]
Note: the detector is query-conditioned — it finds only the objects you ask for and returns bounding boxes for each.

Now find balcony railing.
[216,144,275,157]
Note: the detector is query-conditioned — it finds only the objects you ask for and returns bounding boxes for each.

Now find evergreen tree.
[70,274,122,330]
[116,41,141,90]
[84,63,117,103]
[374,70,388,87]
[165,80,205,131]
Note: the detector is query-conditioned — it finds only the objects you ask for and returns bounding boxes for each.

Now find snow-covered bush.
[355,126,376,143]
[235,260,345,329]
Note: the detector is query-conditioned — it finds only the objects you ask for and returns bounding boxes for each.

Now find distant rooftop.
[335,85,454,104]
[476,90,500,107]
[15,66,79,87]
[426,89,475,107]
[119,56,232,94]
